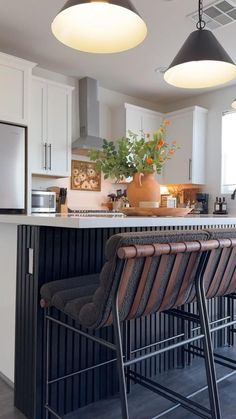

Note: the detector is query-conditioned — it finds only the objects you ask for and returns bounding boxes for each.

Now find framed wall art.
[71,160,101,191]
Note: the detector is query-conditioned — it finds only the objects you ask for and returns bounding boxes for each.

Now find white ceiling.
[1,0,236,104]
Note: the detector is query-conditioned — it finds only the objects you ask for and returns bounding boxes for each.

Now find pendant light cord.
[196,0,206,30]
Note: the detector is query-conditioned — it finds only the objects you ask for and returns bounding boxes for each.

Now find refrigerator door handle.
[44,142,47,170]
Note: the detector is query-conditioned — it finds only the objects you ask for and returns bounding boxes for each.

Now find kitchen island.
[1,214,236,419]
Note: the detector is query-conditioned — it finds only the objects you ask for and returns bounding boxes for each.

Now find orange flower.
[168,149,175,155]
[146,156,153,165]
[172,140,177,145]
[158,139,165,147]
[163,119,171,126]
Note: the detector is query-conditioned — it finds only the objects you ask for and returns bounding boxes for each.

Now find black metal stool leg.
[124,321,131,394]
[45,308,50,419]
[112,297,129,419]
[227,297,234,347]
[177,305,189,369]
[196,269,222,419]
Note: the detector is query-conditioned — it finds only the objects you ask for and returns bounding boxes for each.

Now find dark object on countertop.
[231,189,236,200]
[108,193,117,202]
[59,188,67,205]
[221,197,228,214]
[108,190,126,202]
[58,188,67,213]
[213,195,228,215]
[195,193,209,214]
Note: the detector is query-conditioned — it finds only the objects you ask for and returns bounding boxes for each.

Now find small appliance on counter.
[31,190,56,213]
[192,193,209,214]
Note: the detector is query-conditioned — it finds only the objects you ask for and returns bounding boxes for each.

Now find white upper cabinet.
[125,104,143,138]
[142,109,163,134]
[30,76,73,177]
[162,106,208,185]
[125,103,163,138]
[0,52,36,125]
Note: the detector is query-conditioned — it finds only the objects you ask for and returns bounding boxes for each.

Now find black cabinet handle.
[48,144,52,170]
[188,158,192,181]
[44,143,47,170]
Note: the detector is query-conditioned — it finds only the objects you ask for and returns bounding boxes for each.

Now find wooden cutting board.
[120,207,192,217]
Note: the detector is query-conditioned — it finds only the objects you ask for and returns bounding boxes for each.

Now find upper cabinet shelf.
[0,52,36,125]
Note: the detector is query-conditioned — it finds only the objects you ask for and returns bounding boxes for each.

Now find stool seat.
[40,273,100,308]
[52,282,99,313]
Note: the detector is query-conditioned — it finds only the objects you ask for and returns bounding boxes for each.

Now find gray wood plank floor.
[0,379,25,419]
[2,348,236,419]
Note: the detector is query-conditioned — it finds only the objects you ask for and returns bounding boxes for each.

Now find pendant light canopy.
[231,99,236,110]
[51,0,147,54]
[164,0,236,89]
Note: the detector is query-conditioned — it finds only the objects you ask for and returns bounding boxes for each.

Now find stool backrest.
[80,230,211,329]
[69,229,236,329]
[203,229,236,299]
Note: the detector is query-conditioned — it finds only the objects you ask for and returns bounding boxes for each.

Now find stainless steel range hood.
[72,77,103,154]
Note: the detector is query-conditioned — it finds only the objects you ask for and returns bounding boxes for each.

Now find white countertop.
[0,213,236,229]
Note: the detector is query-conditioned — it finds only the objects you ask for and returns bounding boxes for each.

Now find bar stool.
[40,230,223,419]
[182,228,236,396]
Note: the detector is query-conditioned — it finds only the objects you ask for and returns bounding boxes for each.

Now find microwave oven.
[31,190,56,213]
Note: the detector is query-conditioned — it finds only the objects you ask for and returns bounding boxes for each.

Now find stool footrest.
[129,371,212,419]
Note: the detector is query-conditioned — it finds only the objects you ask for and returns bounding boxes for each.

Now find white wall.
[32,155,122,210]
[163,85,236,214]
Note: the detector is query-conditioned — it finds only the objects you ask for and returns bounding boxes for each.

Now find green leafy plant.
[89,119,179,181]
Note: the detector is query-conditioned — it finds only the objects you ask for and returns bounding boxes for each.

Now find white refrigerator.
[0,122,26,212]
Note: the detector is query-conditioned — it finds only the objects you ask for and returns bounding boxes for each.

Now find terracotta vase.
[126,172,161,207]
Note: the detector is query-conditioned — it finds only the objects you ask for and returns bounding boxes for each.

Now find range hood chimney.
[72,77,103,154]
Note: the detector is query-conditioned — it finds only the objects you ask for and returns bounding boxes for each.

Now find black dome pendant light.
[51,0,147,54]
[164,0,236,89]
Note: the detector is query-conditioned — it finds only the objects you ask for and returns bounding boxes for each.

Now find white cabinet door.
[30,79,47,174]
[162,107,207,185]
[142,111,162,135]
[30,77,72,177]
[47,84,71,176]
[0,53,35,125]
[125,105,143,138]
[125,103,163,139]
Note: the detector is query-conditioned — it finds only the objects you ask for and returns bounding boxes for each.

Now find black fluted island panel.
[14,224,235,419]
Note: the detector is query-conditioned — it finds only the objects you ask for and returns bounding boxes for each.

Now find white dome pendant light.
[51,0,147,53]
[231,99,236,110]
[164,0,236,89]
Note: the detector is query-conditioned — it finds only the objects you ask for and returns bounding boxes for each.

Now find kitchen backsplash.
[32,174,119,210]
